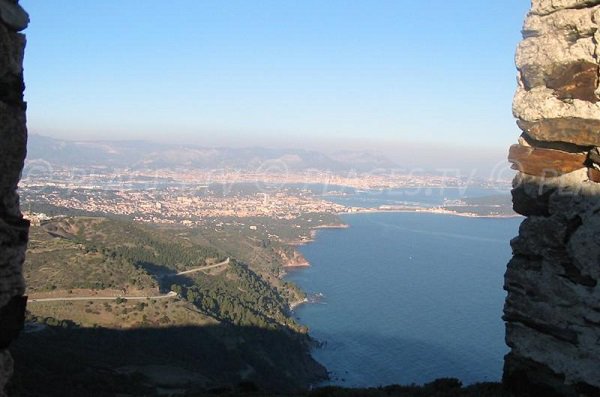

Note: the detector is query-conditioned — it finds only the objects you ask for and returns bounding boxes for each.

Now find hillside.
[25,217,309,330]
[40,216,225,273]
[17,216,327,393]
[25,225,157,294]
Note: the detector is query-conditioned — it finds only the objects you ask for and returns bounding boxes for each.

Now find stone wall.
[0,0,28,395]
[505,0,600,396]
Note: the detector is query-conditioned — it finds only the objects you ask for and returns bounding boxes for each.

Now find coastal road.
[174,257,230,276]
[28,258,231,303]
[28,259,231,303]
[28,291,178,303]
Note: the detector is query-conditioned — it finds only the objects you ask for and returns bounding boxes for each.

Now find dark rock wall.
[0,0,28,395]
[505,1,600,396]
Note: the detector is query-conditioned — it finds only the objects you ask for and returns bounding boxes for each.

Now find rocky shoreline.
[287,223,349,248]
[282,223,348,314]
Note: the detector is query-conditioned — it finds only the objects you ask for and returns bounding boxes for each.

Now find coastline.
[289,297,309,310]
[280,207,516,388]
[313,223,350,229]
[343,208,522,219]
[282,207,520,313]
[283,207,520,314]
[283,222,349,312]
[283,261,310,268]
[287,223,350,247]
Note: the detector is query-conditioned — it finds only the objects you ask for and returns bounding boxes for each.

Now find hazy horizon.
[28,133,512,180]
[21,0,529,174]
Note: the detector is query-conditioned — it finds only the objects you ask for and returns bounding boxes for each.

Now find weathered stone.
[510,169,592,216]
[588,146,600,164]
[516,4,598,92]
[511,184,552,216]
[504,228,600,391]
[0,22,25,76]
[506,179,600,393]
[547,180,600,215]
[0,295,26,349]
[513,85,600,122]
[518,118,600,146]
[507,0,600,377]
[531,0,600,16]
[0,0,28,31]
[510,5,600,387]
[519,131,593,154]
[504,352,600,397]
[513,1,600,125]
[545,62,599,102]
[508,144,587,176]
[565,214,600,280]
[587,167,600,181]
[0,2,27,394]
[523,4,599,38]
[518,44,597,90]
[0,352,12,397]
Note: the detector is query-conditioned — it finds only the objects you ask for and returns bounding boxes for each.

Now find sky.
[20,0,530,172]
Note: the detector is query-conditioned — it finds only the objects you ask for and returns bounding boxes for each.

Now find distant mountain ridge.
[27,135,398,172]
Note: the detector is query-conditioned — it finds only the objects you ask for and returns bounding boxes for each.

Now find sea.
[285,187,522,387]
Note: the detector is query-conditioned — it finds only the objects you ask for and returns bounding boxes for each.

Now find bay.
[323,186,511,208]
[286,210,521,387]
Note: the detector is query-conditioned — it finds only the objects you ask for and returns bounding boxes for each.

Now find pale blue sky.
[21,0,529,170]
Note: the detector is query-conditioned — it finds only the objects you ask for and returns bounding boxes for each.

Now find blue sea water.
[323,186,511,208]
[286,210,521,387]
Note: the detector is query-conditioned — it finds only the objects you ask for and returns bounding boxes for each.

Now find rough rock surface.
[0,0,27,32]
[506,0,600,395]
[531,0,600,16]
[518,118,600,146]
[0,0,28,395]
[508,144,587,176]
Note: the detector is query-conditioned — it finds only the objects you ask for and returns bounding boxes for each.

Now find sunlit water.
[286,196,521,387]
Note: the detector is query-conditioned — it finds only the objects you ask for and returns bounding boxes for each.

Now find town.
[19,164,513,225]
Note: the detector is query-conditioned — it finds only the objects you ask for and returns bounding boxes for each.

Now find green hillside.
[25,225,157,293]
[41,217,225,272]
[26,216,304,331]
[19,215,323,393]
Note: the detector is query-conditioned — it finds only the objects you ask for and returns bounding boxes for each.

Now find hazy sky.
[21,0,529,171]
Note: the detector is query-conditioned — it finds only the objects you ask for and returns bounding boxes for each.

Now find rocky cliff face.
[505,1,600,396]
[0,0,28,395]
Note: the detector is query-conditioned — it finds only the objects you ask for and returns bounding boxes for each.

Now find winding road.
[27,258,231,304]
[174,257,230,276]
[28,291,178,303]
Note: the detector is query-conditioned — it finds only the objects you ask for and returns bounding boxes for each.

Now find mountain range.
[27,135,398,172]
